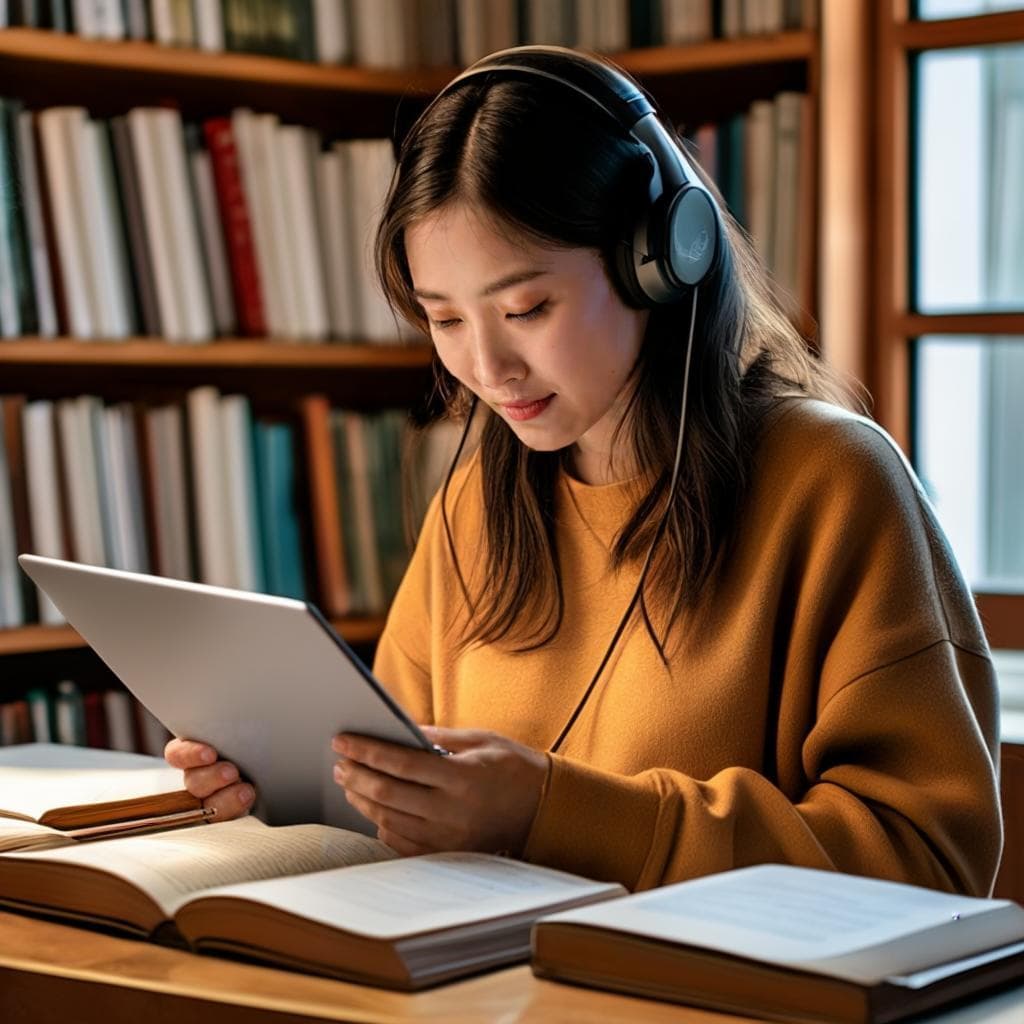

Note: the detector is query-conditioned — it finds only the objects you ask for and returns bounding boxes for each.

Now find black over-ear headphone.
[424,44,722,306]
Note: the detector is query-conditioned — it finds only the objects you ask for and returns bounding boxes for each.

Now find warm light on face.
[405,203,648,484]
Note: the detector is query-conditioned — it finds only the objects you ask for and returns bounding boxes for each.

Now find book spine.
[301,394,350,615]
[13,108,58,337]
[203,117,267,337]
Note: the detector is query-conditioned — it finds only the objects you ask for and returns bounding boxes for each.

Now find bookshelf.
[0,4,873,738]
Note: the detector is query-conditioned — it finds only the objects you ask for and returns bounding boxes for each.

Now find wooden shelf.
[0,28,455,96]
[0,340,436,406]
[897,9,1024,51]
[899,313,1024,338]
[0,616,388,657]
[617,30,814,75]
[0,27,815,87]
[0,340,434,370]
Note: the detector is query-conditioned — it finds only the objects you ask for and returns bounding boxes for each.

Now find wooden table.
[2,911,1023,1023]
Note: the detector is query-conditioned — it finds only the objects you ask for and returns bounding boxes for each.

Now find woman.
[167,47,1001,896]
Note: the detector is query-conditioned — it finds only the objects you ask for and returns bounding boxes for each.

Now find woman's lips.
[502,395,554,422]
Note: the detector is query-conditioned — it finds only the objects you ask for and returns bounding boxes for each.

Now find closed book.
[533,864,1024,1024]
[20,400,66,623]
[0,701,32,745]
[301,395,350,615]
[254,419,308,600]
[53,680,86,746]
[313,0,351,63]
[110,115,163,338]
[25,689,52,744]
[55,396,107,568]
[0,99,38,337]
[0,743,197,852]
[13,107,58,337]
[202,116,266,337]
[1,396,37,621]
[149,108,214,342]
[186,386,236,588]
[36,107,98,337]
[103,690,137,753]
[277,124,329,341]
[0,404,25,626]
[339,411,384,612]
[219,394,264,592]
[316,147,358,339]
[142,403,194,581]
[230,108,285,337]
[127,108,185,341]
[82,690,110,750]
[188,142,237,336]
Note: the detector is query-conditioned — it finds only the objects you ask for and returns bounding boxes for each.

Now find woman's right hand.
[163,738,256,821]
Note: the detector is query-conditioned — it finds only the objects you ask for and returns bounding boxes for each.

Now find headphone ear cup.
[664,186,719,288]
[610,232,653,309]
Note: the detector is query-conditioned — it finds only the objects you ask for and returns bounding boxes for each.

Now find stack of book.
[0,745,1022,1014]
[0,2,821,67]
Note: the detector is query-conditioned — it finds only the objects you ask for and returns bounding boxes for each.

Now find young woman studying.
[166,47,1002,897]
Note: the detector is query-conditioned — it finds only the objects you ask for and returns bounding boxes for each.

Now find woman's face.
[405,203,649,485]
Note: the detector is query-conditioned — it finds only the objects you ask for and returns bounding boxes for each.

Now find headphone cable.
[548,284,700,754]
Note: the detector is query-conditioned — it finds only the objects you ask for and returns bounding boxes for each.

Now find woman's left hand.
[331,726,548,857]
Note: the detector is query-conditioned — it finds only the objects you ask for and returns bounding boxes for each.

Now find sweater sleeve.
[524,641,1000,895]
[523,416,1002,896]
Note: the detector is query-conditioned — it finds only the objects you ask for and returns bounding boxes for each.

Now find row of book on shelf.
[0,1,820,67]
[0,90,809,345]
[0,680,170,754]
[0,740,1021,1018]
[0,390,457,630]
[0,100,406,343]
[686,89,811,315]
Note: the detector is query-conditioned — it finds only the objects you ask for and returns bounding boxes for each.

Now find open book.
[0,816,623,989]
[0,743,202,852]
[532,864,1024,1024]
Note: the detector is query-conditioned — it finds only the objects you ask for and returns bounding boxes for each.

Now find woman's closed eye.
[506,300,548,322]
[429,300,549,331]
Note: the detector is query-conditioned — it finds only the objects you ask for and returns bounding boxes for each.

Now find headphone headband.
[417,45,721,301]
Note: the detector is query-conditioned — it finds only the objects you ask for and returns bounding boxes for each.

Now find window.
[874,4,1024,650]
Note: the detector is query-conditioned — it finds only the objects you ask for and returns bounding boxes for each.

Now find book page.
[0,744,185,821]
[540,864,1024,985]
[173,851,624,938]
[3,817,394,915]
[0,817,75,853]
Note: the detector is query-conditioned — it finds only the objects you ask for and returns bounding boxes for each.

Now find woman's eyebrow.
[413,269,550,302]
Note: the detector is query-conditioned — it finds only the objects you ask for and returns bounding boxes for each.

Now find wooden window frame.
[874,2,1024,650]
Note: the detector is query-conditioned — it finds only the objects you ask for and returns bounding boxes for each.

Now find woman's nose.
[470,325,527,389]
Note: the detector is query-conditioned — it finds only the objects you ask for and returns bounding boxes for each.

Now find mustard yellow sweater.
[373,399,1002,895]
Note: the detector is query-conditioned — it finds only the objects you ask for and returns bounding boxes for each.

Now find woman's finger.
[342,788,436,849]
[164,738,217,770]
[183,760,240,799]
[202,781,256,822]
[334,759,437,819]
[333,735,451,788]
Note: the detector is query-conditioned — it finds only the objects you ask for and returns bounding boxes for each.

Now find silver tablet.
[18,554,434,834]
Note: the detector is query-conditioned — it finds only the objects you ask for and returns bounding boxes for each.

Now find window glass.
[915,44,1024,311]
[917,1,1024,18]
[915,336,1024,591]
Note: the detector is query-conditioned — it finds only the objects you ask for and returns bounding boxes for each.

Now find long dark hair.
[377,53,856,656]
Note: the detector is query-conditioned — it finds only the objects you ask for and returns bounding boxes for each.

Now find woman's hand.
[331,726,548,857]
[164,738,256,821]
